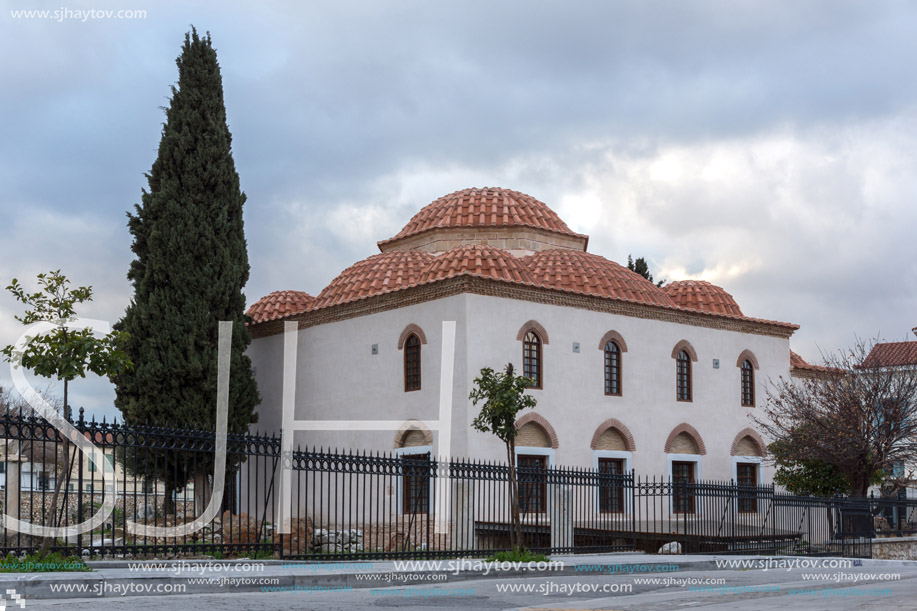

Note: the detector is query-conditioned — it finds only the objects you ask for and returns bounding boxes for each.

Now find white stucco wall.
[248,294,469,456]
[247,291,788,483]
[460,294,785,482]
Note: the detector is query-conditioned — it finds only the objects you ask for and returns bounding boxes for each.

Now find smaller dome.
[663,280,743,316]
[310,249,434,309]
[522,250,677,307]
[378,187,588,251]
[419,245,536,285]
[247,290,313,324]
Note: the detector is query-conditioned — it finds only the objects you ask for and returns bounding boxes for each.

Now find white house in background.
[862,335,917,502]
[245,187,803,489]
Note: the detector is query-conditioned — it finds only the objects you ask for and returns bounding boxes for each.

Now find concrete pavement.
[1,553,916,607]
[7,561,917,610]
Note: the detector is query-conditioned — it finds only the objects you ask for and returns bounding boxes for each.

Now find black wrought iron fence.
[1,410,913,560]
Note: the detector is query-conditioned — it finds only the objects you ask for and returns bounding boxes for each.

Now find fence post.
[451,480,475,550]
[4,455,22,526]
[550,485,572,552]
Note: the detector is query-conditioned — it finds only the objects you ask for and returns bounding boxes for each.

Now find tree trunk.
[850,475,869,498]
[850,472,870,498]
[193,464,212,519]
[163,487,175,516]
[506,438,523,553]
[39,381,69,556]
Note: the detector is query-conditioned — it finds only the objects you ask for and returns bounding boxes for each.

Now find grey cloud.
[2,0,917,414]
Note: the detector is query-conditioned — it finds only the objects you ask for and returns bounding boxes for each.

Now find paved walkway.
[6,556,917,610]
[1,553,913,600]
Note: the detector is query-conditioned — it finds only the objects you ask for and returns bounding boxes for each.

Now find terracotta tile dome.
[246,290,314,324]
[378,187,588,250]
[521,249,677,307]
[419,244,536,285]
[663,280,743,316]
[309,249,435,310]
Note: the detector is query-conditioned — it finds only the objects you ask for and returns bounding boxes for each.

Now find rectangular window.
[598,458,625,513]
[401,452,430,514]
[517,454,547,513]
[523,332,542,389]
[404,335,422,391]
[104,451,114,473]
[604,343,621,396]
[736,463,758,513]
[672,461,696,513]
[676,352,692,401]
[741,361,755,406]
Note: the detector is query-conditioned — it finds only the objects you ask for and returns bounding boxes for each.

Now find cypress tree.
[114,28,259,511]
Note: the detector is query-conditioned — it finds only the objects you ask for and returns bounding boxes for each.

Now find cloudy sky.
[1,0,915,419]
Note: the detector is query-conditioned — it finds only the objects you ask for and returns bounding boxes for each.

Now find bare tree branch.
[756,338,917,497]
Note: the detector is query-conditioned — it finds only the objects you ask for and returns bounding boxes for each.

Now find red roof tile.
[246,290,314,324]
[663,280,744,316]
[309,250,434,310]
[379,187,587,247]
[790,350,815,370]
[790,350,839,374]
[521,249,677,307]
[251,245,799,332]
[419,244,536,285]
[862,341,917,368]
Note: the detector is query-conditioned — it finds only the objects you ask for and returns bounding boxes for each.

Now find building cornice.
[249,275,798,340]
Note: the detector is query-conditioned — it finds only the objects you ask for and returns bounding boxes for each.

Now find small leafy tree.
[626,254,665,287]
[469,363,537,553]
[770,439,852,496]
[1,271,131,554]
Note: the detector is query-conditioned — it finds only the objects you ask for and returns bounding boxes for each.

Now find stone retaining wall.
[871,536,917,560]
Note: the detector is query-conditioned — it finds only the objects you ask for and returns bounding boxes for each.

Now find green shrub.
[486,550,550,563]
[0,551,91,573]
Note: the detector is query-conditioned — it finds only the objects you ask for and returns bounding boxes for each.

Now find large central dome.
[378,187,589,255]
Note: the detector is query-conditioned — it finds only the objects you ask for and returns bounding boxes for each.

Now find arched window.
[404,334,421,391]
[523,331,543,389]
[741,359,755,406]
[604,341,621,396]
[676,350,692,402]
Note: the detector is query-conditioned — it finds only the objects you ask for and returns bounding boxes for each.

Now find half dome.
[246,290,314,324]
[521,250,677,307]
[309,249,435,310]
[419,244,536,285]
[378,187,588,254]
[663,280,743,316]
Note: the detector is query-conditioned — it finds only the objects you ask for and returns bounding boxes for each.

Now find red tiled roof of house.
[522,249,677,307]
[309,249,435,310]
[663,280,744,316]
[419,244,536,285]
[790,350,814,370]
[378,187,588,248]
[246,290,314,324]
[862,341,917,368]
[790,350,840,374]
